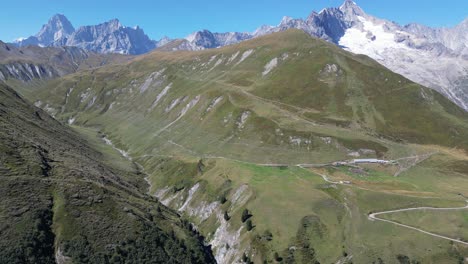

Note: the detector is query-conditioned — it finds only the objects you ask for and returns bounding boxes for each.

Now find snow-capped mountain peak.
[244,0,468,111]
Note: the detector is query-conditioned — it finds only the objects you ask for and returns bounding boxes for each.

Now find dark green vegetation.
[5,30,468,263]
[0,83,215,263]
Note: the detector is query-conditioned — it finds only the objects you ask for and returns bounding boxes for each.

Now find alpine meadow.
[1,1,467,263]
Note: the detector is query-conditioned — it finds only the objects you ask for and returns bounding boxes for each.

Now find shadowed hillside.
[0,83,215,263]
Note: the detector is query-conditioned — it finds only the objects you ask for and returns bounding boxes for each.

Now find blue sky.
[1,0,467,42]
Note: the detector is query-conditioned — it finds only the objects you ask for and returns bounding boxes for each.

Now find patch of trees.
[197,159,205,174]
[372,258,385,264]
[258,230,273,242]
[396,255,421,264]
[241,252,254,264]
[224,211,230,221]
[241,209,255,231]
[246,219,254,231]
[241,208,252,223]
[0,208,56,264]
[62,223,216,264]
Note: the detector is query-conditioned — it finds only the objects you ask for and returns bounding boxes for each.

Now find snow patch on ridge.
[339,16,409,61]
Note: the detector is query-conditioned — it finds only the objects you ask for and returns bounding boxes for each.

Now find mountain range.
[6,28,468,263]
[175,0,468,111]
[14,14,161,55]
[10,1,468,111]
[2,0,468,260]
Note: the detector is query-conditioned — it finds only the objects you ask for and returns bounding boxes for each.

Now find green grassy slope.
[0,83,215,263]
[13,30,468,263]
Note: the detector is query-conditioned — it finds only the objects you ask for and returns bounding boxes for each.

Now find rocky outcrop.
[154,183,253,264]
[0,62,58,82]
[0,43,90,82]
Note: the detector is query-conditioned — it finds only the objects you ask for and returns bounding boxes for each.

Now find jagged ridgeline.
[0,83,216,263]
[8,30,468,263]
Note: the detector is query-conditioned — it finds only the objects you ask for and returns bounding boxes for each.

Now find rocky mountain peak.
[339,0,365,19]
[185,30,217,48]
[280,16,294,25]
[105,19,123,31]
[35,14,75,45]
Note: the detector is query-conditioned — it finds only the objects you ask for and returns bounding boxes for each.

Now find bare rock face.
[15,14,75,47]
[14,15,157,55]
[184,30,251,50]
[66,19,157,55]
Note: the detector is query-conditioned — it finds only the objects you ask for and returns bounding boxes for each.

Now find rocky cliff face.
[66,19,157,54]
[15,14,75,47]
[14,15,158,55]
[181,30,252,51]
[0,63,58,82]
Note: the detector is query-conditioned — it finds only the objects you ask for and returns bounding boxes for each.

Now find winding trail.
[368,203,468,246]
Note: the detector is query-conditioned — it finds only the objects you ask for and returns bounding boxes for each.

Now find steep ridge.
[17,30,468,263]
[0,82,215,263]
[0,40,131,83]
